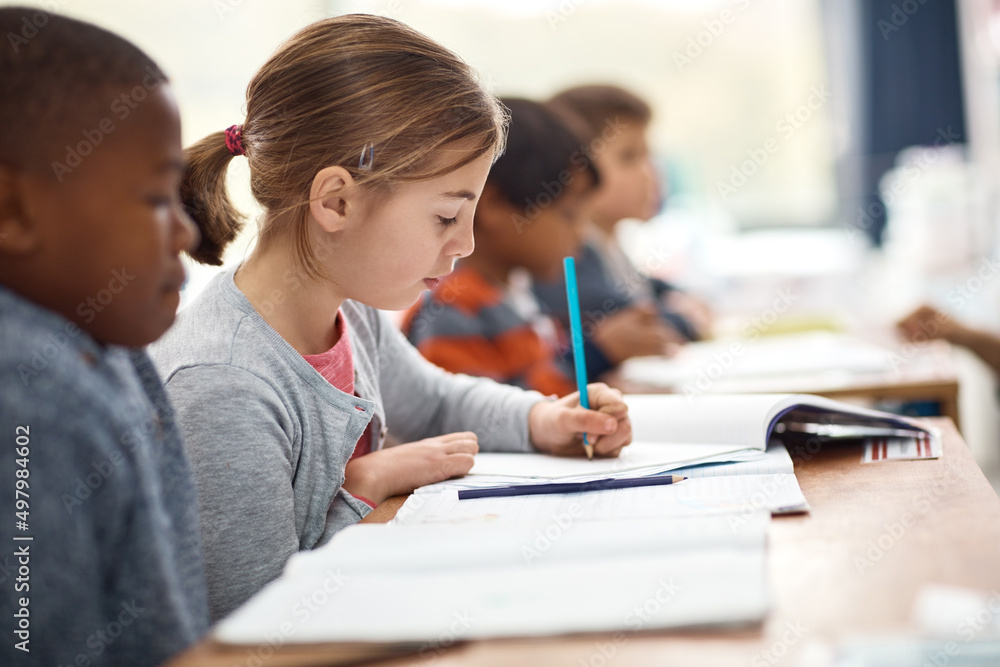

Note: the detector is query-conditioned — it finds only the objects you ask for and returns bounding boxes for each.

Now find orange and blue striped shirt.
[402,265,582,397]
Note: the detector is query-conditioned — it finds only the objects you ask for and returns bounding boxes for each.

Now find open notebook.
[623,393,941,454]
[405,393,940,521]
[213,514,770,647]
[394,469,806,524]
[464,393,940,484]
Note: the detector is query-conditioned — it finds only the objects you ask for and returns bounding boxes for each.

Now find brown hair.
[547,85,651,144]
[181,14,507,276]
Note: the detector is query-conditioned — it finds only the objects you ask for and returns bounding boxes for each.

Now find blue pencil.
[457,475,687,500]
[563,256,593,460]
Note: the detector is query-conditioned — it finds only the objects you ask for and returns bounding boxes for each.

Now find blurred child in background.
[534,85,713,370]
[404,98,603,395]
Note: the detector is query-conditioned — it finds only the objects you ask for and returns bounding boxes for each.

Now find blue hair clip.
[359,143,375,170]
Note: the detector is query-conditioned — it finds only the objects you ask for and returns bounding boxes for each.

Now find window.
[332,0,839,228]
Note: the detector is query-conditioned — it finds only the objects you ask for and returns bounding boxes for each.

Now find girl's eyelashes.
[436,215,459,227]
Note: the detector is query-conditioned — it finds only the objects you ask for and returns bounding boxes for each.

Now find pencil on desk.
[563,256,593,460]
[458,474,688,500]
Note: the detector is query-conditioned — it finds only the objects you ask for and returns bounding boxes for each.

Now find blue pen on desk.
[457,475,687,500]
[564,256,593,460]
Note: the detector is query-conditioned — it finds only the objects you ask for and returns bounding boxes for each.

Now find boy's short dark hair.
[548,85,652,144]
[488,97,599,212]
[0,6,166,169]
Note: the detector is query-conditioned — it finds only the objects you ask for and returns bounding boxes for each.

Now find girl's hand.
[528,383,631,458]
[342,432,478,504]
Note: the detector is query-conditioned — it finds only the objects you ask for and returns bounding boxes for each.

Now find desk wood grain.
[169,419,1000,667]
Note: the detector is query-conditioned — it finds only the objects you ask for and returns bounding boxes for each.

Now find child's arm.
[590,303,684,364]
[657,285,713,341]
[378,309,631,457]
[947,325,1000,375]
[380,312,544,453]
[343,383,629,502]
[898,305,1000,375]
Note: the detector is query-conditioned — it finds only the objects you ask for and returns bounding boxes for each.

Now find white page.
[414,474,540,494]
[672,442,794,478]
[419,447,773,494]
[215,548,768,644]
[216,516,769,645]
[669,473,808,515]
[533,445,771,484]
[393,473,806,525]
[625,393,794,448]
[288,514,768,575]
[624,393,934,451]
[468,441,761,480]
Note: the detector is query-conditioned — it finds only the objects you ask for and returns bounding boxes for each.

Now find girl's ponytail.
[180,130,245,266]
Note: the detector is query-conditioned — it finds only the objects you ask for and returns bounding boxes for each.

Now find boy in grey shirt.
[0,9,208,665]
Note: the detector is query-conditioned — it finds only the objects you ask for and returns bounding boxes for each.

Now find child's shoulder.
[0,288,157,464]
[151,268,263,374]
[154,273,385,391]
[0,286,105,399]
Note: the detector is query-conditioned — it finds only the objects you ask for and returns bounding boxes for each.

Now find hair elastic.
[224,125,245,157]
[359,143,374,170]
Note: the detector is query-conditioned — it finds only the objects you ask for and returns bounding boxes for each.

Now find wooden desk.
[170,419,1000,667]
[606,340,962,430]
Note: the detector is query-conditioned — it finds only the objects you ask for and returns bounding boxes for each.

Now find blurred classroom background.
[35,0,1000,486]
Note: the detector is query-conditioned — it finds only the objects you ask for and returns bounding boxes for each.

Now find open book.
[407,393,938,520]
[465,393,940,483]
[213,514,769,647]
[624,393,941,455]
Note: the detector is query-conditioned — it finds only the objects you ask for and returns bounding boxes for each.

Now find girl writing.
[151,14,632,621]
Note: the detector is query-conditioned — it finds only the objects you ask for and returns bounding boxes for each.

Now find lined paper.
[394,472,806,525]
[468,442,763,480]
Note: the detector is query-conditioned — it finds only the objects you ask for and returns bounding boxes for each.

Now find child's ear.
[308,166,357,233]
[0,166,40,256]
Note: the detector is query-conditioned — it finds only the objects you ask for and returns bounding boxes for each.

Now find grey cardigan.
[150,267,542,620]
